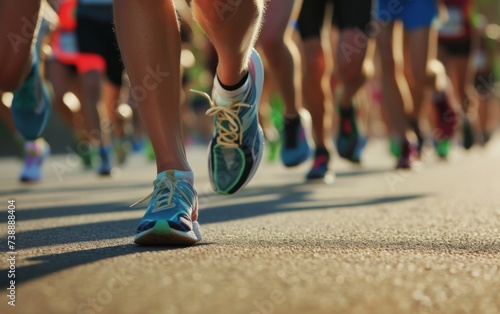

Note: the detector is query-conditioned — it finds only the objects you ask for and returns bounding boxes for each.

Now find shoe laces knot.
[191,89,250,149]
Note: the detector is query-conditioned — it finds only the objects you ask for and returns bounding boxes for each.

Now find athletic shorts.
[376,0,438,30]
[76,17,124,86]
[297,0,372,40]
[51,30,106,74]
[439,40,472,57]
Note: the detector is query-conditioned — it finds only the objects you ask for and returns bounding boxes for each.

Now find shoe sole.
[20,177,41,183]
[98,171,112,177]
[134,220,202,246]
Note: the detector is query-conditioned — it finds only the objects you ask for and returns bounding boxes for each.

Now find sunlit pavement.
[1,137,499,314]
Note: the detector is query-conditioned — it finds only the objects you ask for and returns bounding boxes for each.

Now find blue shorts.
[376,0,438,30]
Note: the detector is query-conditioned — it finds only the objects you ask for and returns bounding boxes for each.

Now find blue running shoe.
[131,137,146,153]
[19,139,50,182]
[306,147,335,184]
[281,109,312,167]
[133,170,202,246]
[192,49,264,195]
[336,105,365,163]
[11,61,52,141]
[98,146,112,176]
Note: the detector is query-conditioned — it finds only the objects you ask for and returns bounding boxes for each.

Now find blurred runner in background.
[375,0,455,167]
[472,12,500,146]
[436,0,476,157]
[76,0,125,176]
[297,0,372,182]
[257,0,313,169]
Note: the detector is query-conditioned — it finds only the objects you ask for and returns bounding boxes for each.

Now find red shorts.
[51,30,106,74]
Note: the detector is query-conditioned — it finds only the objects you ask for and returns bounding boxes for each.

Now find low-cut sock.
[218,72,248,91]
[213,73,250,106]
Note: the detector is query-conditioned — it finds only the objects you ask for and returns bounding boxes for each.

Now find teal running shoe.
[193,49,264,195]
[11,61,51,141]
[11,14,52,141]
[280,109,312,167]
[133,170,202,246]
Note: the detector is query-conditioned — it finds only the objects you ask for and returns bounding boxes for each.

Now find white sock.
[212,75,250,107]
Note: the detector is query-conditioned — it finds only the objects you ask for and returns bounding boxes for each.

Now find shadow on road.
[199,184,424,224]
[9,181,426,251]
[335,168,389,178]
[17,201,139,221]
[0,181,151,198]
[10,243,213,284]
[3,180,466,285]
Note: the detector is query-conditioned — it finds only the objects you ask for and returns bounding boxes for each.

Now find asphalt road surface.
[1,138,499,314]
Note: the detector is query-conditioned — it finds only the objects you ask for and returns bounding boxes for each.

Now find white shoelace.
[130,177,193,212]
[191,89,250,149]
